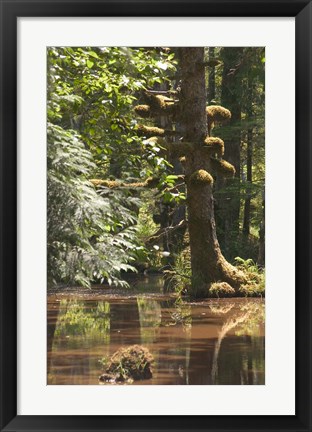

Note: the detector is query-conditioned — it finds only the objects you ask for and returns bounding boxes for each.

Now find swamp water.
[47,276,265,385]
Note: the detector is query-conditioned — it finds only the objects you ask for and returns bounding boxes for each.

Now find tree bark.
[208,47,216,103]
[243,128,253,236]
[257,192,265,267]
[178,48,245,298]
[243,76,254,236]
[217,48,244,254]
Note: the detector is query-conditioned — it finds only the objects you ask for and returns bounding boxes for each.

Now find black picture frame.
[0,1,311,431]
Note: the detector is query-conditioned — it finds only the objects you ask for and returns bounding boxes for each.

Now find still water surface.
[47,277,265,385]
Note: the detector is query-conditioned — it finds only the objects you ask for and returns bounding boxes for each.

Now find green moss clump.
[135,96,176,119]
[203,137,225,157]
[145,94,176,115]
[147,94,174,109]
[189,169,213,186]
[155,95,171,109]
[209,282,235,297]
[206,105,231,135]
[136,124,165,137]
[99,345,154,383]
[210,158,236,178]
[90,178,150,189]
[134,105,151,118]
[90,179,119,188]
[206,105,231,123]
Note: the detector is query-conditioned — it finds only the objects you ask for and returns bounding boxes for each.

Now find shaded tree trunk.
[208,47,216,103]
[257,192,265,267]
[243,126,253,236]
[178,48,245,298]
[217,48,244,255]
[243,78,254,236]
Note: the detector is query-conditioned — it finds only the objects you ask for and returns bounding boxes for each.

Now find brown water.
[47,278,265,385]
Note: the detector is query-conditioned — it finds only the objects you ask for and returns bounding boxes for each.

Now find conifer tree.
[134,47,246,298]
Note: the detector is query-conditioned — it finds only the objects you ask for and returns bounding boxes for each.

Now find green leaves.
[86,59,94,68]
[47,46,177,288]
[47,123,140,288]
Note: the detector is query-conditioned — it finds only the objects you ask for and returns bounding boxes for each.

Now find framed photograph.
[0,1,311,431]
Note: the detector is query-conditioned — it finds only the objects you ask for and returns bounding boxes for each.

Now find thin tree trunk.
[217,48,243,254]
[257,192,265,267]
[243,128,253,236]
[208,47,216,103]
[243,77,254,236]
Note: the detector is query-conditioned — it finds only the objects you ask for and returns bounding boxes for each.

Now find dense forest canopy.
[47,46,265,298]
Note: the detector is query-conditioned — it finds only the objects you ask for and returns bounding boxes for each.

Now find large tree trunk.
[179,48,245,298]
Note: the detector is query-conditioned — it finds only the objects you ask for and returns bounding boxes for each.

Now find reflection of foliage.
[209,303,235,315]
[166,298,192,332]
[55,300,111,344]
[135,193,163,268]
[137,297,161,343]
[234,301,265,337]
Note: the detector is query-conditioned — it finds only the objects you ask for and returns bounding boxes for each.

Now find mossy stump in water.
[209,282,236,297]
[99,345,154,383]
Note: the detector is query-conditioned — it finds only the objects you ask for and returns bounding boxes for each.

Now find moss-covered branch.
[134,94,177,118]
[203,137,225,157]
[189,169,214,186]
[206,105,231,135]
[210,158,236,178]
[90,177,159,189]
[135,124,178,137]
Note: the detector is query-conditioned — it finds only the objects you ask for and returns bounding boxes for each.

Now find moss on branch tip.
[206,105,231,135]
[189,169,213,186]
[134,105,151,118]
[90,177,159,189]
[134,95,176,119]
[210,158,236,178]
[146,94,176,111]
[206,105,231,122]
[203,136,225,156]
[136,124,165,137]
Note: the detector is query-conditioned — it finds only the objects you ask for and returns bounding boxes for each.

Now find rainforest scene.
[47,47,265,385]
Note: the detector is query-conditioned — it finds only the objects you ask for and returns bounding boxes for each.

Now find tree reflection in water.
[47,296,264,385]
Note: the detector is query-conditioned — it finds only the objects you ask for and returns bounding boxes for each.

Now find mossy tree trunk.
[179,48,245,298]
